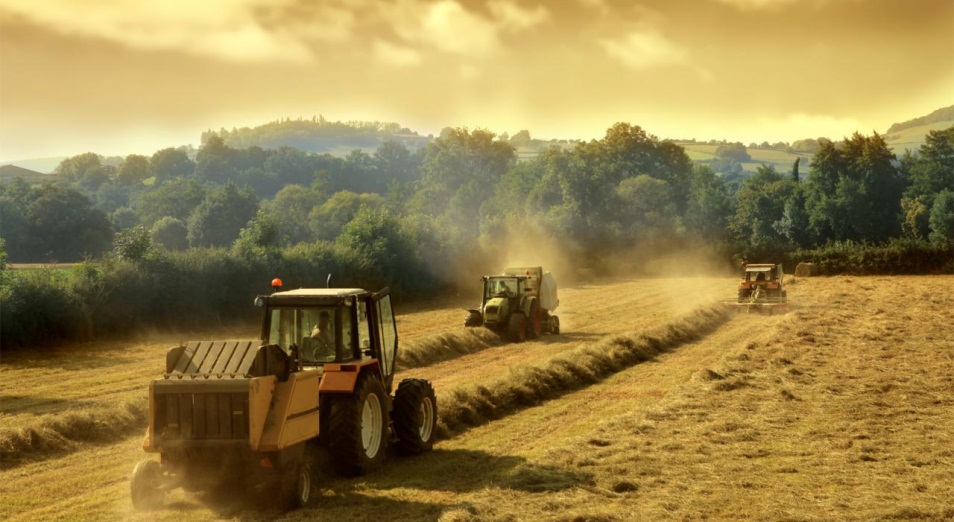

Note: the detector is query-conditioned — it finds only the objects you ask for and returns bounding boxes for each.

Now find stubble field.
[1,274,952,521]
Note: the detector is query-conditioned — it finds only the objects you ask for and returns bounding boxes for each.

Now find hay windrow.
[435,304,731,438]
[0,400,147,468]
[397,328,504,371]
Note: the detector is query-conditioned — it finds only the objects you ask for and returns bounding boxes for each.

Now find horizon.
[2,0,952,163]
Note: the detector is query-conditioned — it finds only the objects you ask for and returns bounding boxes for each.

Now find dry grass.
[2,275,950,521]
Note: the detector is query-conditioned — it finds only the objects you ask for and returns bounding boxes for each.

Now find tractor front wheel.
[508,313,527,343]
[280,458,312,510]
[130,459,164,510]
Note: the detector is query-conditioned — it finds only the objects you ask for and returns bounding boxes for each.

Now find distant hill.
[208,117,432,154]
[886,105,954,134]
[0,157,65,174]
[0,164,53,183]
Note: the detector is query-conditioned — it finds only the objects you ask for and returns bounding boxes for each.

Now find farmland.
[1,274,952,521]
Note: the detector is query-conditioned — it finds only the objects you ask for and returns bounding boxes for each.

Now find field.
[1,274,952,521]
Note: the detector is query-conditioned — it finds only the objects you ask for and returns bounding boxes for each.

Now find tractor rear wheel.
[130,459,164,510]
[392,379,438,455]
[550,315,560,335]
[508,312,526,343]
[327,374,389,477]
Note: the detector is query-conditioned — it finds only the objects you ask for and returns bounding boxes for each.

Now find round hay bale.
[794,262,815,277]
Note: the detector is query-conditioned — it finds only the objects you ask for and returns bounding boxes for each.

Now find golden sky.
[1,0,952,161]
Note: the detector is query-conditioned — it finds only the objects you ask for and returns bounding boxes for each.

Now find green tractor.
[464,266,560,342]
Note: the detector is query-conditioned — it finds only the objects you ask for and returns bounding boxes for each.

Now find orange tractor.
[730,263,788,313]
[130,282,437,511]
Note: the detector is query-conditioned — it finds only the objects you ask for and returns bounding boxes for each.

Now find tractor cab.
[255,285,398,391]
[738,263,786,302]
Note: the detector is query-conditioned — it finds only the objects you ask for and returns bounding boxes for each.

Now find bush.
[0,269,88,348]
[789,239,954,275]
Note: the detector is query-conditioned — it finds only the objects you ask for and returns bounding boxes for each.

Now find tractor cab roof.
[259,288,371,307]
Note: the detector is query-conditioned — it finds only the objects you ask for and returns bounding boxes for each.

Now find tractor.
[464,266,560,342]
[737,262,787,306]
[130,281,437,511]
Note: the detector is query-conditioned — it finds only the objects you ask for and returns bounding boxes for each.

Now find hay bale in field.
[794,262,815,277]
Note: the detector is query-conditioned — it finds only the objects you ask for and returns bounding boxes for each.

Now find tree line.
[1,122,951,348]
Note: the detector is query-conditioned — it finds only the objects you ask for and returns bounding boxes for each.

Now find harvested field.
[1,275,951,521]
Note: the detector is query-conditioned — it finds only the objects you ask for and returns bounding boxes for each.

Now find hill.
[0,164,51,183]
[886,105,954,134]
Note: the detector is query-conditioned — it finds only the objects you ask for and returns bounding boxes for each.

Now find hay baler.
[464,266,560,342]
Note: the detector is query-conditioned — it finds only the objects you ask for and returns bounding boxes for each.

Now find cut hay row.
[397,328,504,371]
[434,303,732,439]
[0,400,147,469]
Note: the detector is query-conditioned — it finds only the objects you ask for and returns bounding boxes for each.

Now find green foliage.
[0,268,87,348]
[150,217,189,251]
[790,239,953,275]
[112,225,152,261]
[55,152,102,181]
[186,182,259,248]
[116,154,151,186]
[136,178,207,228]
[0,181,113,262]
[231,210,286,262]
[715,142,751,162]
[150,147,195,184]
[928,190,954,246]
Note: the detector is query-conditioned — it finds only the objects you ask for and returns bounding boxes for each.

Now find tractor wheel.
[280,457,312,510]
[508,313,527,343]
[327,373,389,477]
[130,459,164,510]
[392,379,438,455]
[550,315,560,335]
[464,311,483,327]
[527,300,542,339]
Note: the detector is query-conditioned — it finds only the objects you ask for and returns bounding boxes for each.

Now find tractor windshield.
[487,277,520,299]
[266,306,355,364]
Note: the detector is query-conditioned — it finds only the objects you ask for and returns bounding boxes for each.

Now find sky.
[0,0,952,162]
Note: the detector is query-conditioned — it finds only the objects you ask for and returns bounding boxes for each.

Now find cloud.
[599,29,689,70]
[372,39,424,68]
[711,0,805,10]
[487,0,550,31]
[0,0,318,63]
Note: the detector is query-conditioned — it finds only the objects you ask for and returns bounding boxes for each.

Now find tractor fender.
[319,361,382,394]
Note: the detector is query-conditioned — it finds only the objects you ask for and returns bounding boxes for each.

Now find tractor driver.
[310,311,335,360]
[497,281,511,296]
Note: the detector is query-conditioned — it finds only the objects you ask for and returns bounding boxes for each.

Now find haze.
[1,0,951,161]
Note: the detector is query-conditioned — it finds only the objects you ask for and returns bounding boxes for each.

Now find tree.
[136,178,207,227]
[187,182,259,248]
[151,147,195,183]
[904,126,954,199]
[113,225,152,261]
[232,210,286,262]
[55,152,101,181]
[806,132,903,243]
[150,217,189,251]
[265,184,326,244]
[309,191,384,242]
[23,182,113,261]
[928,189,954,246]
[110,207,139,231]
[684,165,732,241]
[117,154,151,185]
[714,142,751,162]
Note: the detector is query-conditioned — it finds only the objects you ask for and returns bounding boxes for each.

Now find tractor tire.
[550,315,560,335]
[279,457,312,510]
[392,379,438,456]
[130,459,164,510]
[508,312,527,343]
[327,373,389,477]
[527,300,542,339]
[464,312,483,327]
